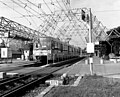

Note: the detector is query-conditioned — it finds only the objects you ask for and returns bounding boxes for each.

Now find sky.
[0,0,120,29]
[71,0,120,29]
[0,0,120,48]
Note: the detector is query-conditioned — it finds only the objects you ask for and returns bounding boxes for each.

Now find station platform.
[1,56,120,79]
[54,56,120,78]
[0,59,35,67]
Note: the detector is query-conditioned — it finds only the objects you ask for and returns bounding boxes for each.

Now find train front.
[33,37,51,64]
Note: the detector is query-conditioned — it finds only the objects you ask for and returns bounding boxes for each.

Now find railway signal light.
[86,14,89,23]
[81,9,89,23]
[81,9,86,21]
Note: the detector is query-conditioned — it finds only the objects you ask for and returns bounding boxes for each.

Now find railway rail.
[0,66,64,97]
[0,62,37,72]
[0,57,82,97]
[0,57,84,97]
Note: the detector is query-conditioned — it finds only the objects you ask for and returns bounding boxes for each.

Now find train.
[32,36,82,64]
[0,36,87,63]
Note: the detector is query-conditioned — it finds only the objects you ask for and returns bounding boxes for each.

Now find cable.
[43,0,54,14]
[94,9,120,13]
[25,0,65,38]
[56,0,71,21]
[50,0,61,9]
[0,1,32,25]
[25,9,38,29]
[1,1,46,39]
[42,0,66,36]
[11,0,51,37]
[27,0,88,44]
[57,2,89,36]
[56,0,85,43]
[12,0,44,21]
[59,6,85,43]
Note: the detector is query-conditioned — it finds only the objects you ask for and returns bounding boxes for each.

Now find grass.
[44,74,120,97]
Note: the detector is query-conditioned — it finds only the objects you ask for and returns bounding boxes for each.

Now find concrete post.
[100,58,104,64]
[85,59,89,64]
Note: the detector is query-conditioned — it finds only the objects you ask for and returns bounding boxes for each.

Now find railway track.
[0,57,84,97]
[0,66,64,97]
[0,62,39,72]
[0,57,83,73]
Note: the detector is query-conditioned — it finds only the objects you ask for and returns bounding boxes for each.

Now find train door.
[29,43,33,60]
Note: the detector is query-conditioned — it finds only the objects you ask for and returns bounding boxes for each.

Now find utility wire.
[14,0,44,21]
[94,9,120,13]
[43,0,54,14]
[25,9,38,29]
[50,0,61,9]
[6,0,46,37]
[25,0,64,37]
[59,0,88,45]
[0,1,32,25]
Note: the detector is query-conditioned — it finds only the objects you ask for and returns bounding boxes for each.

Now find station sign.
[50,80,59,86]
[86,43,94,53]
[1,48,12,58]
[46,80,63,86]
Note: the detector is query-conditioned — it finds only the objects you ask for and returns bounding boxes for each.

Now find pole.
[89,8,92,43]
[47,54,48,64]
[89,8,93,75]
[47,47,48,64]
[53,54,54,64]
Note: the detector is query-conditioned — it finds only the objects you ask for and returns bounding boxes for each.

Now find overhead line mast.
[89,8,94,75]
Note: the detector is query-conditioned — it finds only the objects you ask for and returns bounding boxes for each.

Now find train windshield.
[38,37,51,50]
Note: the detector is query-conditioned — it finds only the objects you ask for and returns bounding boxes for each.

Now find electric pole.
[89,8,94,75]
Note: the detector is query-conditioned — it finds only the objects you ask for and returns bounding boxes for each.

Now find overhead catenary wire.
[93,9,120,13]
[1,0,47,38]
[10,0,51,36]
[56,0,71,21]
[25,0,68,38]
[50,0,61,10]
[18,0,55,33]
[10,0,90,44]
[57,0,88,44]
[1,0,107,47]
[42,0,68,37]
[12,0,44,21]
[0,1,32,26]
[43,0,54,14]
[56,0,82,40]
[58,1,88,31]
[25,9,38,29]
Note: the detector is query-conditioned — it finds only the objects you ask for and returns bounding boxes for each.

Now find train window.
[60,44,63,51]
[54,42,58,49]
[39,37,51,50]
[51,41,54,49]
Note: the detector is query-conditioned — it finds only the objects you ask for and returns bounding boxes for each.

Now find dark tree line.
[106,26,120,56]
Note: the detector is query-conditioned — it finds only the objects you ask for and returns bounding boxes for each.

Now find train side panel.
[33,36,82,64]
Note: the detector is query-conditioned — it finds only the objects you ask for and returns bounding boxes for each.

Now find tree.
[112,41,120,56]
[99,43,107,58]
